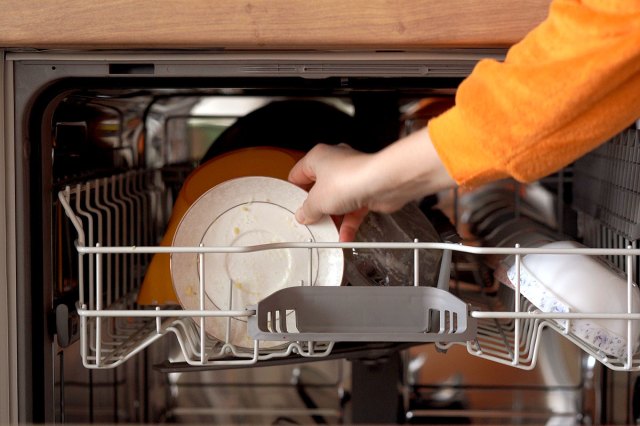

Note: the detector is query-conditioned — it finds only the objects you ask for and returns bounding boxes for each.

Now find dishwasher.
[1,49,639,424]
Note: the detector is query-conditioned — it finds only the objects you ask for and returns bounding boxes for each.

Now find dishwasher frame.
[2,49,638,424]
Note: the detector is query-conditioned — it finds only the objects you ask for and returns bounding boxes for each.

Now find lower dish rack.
[58,173,640,372]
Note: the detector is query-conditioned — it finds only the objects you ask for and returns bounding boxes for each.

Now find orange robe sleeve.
[428,0,640,187]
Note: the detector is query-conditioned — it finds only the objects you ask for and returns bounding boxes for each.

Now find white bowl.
[507,240,640,357]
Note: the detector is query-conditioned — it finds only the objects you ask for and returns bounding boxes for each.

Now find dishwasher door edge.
[1,47,20,425]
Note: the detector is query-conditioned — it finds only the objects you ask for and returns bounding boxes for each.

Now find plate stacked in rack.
[171,176,343,349]
[138,146,306,306]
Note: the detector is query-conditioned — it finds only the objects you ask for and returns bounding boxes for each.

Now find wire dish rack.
[58,171,640,372]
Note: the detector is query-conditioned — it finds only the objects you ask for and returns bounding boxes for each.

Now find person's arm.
[429,0,640,187]
[290,0,640,240]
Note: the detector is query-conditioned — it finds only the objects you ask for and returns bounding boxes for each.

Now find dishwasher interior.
[7,51,640,424]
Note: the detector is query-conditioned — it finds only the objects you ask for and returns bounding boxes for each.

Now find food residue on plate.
[233,280,262,297]
[185,284,197,297]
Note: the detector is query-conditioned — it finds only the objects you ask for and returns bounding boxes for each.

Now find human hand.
[288,127,457,241]
[288,143,373,241]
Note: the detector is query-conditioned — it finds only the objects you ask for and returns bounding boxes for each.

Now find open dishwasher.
[2,49,640,424]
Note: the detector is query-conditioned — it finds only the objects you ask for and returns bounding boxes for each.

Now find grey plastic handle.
[248,286,476,343]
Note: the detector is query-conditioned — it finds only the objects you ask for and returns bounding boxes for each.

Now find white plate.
[171,176,343,349]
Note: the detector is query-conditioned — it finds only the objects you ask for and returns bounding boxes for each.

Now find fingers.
[294,187,325,225]
[289,143,367,233]
[339,207,369,242]
[289,145,326,225]
[288,148,319,188]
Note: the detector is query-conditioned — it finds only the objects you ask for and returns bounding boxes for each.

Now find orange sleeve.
[428,0,640,187]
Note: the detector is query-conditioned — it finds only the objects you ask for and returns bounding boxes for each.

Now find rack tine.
[100,178,114,306]
[76,184,95,310]
[109,176,127,300]
[513,243,521,366]
[85,182,104,306]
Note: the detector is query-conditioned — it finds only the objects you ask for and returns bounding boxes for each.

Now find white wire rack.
[58,172,640,372]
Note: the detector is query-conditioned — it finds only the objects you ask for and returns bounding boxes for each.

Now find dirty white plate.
[171,176,343,349]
